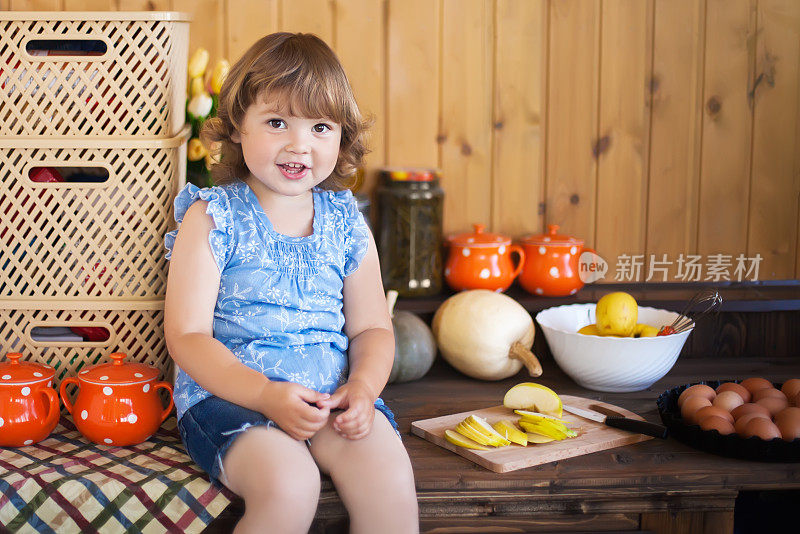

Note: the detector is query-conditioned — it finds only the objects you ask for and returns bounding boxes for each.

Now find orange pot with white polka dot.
[445,223,525,292]
[59,352,174,446]
[0,353,60,447]
[518,224,593,297]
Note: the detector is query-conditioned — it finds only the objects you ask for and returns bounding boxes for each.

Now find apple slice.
[456,422,498,447]
[492,420,528,446]
[525,432,556,444]
[465,415,511,446]
[503,382,563,417]
[445,429,490,450]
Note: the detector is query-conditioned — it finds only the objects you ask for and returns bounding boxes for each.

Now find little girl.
[164,33,418,533]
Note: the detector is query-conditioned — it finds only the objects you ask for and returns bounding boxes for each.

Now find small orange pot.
[445,223,525,292]
[0,353,60,447]
[59,352,173,446]
[519,224,594,297]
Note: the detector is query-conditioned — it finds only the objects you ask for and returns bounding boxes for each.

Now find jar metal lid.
[379,167,441,182]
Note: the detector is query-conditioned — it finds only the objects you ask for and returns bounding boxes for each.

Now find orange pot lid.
[78,352,158,385]
[521,224,584,246]
[448,223,511,247]
[0,353,55,384]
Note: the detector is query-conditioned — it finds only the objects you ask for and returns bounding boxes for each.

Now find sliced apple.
[492,420,528,446]
[525,432,556,444]
[444,429,490,450]
[456,422,500,446]
[503,382,563,417]
[465,415,511,446]
[518,420,576,440]
[514,409,569,425]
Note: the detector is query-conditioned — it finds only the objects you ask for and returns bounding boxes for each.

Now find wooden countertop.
[207,355,800,533]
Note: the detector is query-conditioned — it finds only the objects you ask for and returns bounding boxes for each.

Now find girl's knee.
[223,427,321,502]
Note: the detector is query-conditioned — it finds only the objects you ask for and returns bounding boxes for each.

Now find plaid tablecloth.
[0,416,234,533]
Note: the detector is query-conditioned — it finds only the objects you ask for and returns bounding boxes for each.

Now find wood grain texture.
[411,395,652,473]
[748,0,800,279]
[440,0,492,234]
[280,0,333,44]
[116,0,170,10]
[7,0,61,9]
[546,0,600,249]
[492,0,547,238]
[697,0,756,264]
[386,0,440,167]
[646,0,705,280]
[595,0,653,274]
[173,0,227,65]
[335,0,385,192]
[226,0,279,63]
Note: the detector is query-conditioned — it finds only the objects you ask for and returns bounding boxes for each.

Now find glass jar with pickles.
[376,168,444,296]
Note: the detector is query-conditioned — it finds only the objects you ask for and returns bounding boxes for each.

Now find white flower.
[188,93,213,119]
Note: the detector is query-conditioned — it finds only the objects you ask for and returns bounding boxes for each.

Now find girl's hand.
[259,381,331,441]
[317,380,375,440]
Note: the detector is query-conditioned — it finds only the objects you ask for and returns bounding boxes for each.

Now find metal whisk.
[658,289,722,336]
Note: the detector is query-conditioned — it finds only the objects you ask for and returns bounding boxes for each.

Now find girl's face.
[233,98,342,198]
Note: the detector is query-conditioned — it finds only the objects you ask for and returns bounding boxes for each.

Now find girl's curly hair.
[201,32,371,190]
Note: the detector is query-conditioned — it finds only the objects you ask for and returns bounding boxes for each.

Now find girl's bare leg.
[309,411,419,534]
[222,426,321,534]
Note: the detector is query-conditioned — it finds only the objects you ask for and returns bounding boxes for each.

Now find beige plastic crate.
[0,127,188,299]
[0,299,172,393]
[0,11,189,138]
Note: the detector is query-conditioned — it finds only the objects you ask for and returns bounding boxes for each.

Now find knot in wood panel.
[592,135,611,158]
[706,96,722,116]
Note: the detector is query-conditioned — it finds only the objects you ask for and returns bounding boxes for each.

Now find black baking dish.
[656,380,800,462]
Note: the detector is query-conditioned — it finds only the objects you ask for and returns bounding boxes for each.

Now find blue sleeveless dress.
[164,181,395,427]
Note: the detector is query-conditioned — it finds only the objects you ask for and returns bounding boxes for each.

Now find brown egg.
[774,407,800,441]
[681,395,713,424]
[793,391,800,408]
[752,388,787,403]
[695,405,734,424]
[734,412,771,435]
[716,382,751,403]
[755,396,789,416]
[780,379,800,400]
[699,415,735,435]
[731,402,771,421]
[678,384,716,408]
[740,377,773,395]
[741,417,781,440]
[712,390,744,412]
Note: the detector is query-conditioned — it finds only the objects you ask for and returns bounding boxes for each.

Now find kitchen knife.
[562,404,668,439]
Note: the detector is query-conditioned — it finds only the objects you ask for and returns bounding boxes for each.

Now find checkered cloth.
[0,416,234,533]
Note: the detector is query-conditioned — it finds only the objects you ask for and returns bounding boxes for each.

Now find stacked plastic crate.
[0,11,190,388]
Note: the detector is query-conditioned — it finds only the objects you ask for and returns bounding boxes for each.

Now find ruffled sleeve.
[328,189,370,276]
[164,183,235,273]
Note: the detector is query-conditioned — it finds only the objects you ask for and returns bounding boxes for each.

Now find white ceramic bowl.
[535,303,692,392]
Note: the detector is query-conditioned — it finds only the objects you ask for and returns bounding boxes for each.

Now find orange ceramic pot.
[59,352,174,446]
[519,224,593,297]
[0,353,60,446]
[445,223,525,292]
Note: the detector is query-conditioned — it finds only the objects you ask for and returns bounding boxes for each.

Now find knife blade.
[562,404,668,439]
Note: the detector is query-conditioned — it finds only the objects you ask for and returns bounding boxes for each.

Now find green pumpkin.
[389,310,437,383]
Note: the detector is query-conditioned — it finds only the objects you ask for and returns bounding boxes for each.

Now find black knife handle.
[605,417,669,439]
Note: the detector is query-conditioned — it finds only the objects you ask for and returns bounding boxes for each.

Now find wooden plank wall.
[3,0,800,281]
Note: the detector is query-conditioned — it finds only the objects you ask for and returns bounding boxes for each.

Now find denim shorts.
[178,394,400,487]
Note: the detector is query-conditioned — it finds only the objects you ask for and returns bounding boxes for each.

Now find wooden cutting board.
[411,395,653,473]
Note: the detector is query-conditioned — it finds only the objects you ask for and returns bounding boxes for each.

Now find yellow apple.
[596,292,638,337]
[577,324,602,336]
[633,323,659,338]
